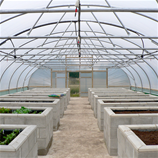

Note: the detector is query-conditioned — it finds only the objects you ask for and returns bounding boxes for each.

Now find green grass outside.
[71,93,80,97]
[69,85,79,97]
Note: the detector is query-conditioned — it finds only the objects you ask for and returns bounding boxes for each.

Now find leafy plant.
[0,106,42,114]
[13,106,31,114]
[0,107,11,113]
[0,129,3,134]
[0,129,20,145]
[0,129,3,143]
[0,129,4,141]
[30,111,42,114]
[32,111,37,114]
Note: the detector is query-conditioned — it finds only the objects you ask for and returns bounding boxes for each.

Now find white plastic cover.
[0,0,157,94]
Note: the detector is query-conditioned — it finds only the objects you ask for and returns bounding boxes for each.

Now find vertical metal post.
[106,68,108,88]
[55,72,57,88]
[92,55,93,88]
[65,55,67,88]
[79,72,81,97]
[51,69,53,88]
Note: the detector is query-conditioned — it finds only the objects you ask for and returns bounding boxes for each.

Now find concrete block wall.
[93,94,156,118]
[118,125,158,158]
[28,88,70,104]
[92,91,151,107]
[17,88,69,105]
[0,99,60,131]
[0,125,37,158]
[88,88,132,104]
[60,96,65,118]
[97,100,158,131]
[0,107,54,155]
[104,107,158,156]
[9,91,67,118]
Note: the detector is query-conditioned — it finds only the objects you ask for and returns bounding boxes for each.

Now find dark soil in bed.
[132,130,158,145]
[103,100,158,103]
[113,110,158,114]
[0,129,22,145]
[0,100,53,103]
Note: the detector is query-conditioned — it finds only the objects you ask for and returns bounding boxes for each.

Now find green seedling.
[0,107,11,113]
[13,106,31,114]
[0,129,20,145]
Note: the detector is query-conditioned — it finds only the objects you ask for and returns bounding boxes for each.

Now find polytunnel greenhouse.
[0,0,158,158]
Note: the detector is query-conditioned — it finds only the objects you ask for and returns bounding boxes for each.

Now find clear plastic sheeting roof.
[0,0,158,93]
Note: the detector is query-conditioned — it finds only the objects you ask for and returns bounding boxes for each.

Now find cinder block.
[104,107,158,156]
[97,99,158,131]
[0,107,53,155]
[118,125,158,158]
[0,125,37,158]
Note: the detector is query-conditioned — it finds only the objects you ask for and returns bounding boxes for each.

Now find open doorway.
[69,72,80,97]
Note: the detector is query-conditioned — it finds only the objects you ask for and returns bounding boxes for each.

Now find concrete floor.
[39,97,117,158]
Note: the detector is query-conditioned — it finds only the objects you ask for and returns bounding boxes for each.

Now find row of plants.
[0,107,42,114]
[0,129,20,145]
[0,106,43,145]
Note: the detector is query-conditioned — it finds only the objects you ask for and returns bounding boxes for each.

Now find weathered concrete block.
[97,99,158,131]
[104,107,158,156]
[0,99,60,131]
[118,125,158,158]
[88,88,130,102]
[89,88,143,109]
[0,107,53,155]
[93,93,155,118]
[0,125,37,158]
[25,88,70,105]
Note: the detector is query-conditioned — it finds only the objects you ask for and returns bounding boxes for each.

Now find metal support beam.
[65,55,67,88]
[27,0,54,35]
[0,0,4,6]
[92,55,93,88]
[105,0,130,35]
[0,36,158,39]
[51,69,53,88]
[4,57,155,61]
[78,1,81,58]
[91,12,115,47]
[106,68,108,88]
[36,62,143,65]
[1,53,155,56]
[0,8,158,14]
[42,12,66,46]
[1,47,157,50]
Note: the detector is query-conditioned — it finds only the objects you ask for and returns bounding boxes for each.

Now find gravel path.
[38,97,117,158]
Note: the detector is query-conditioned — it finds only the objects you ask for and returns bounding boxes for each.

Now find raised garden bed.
[88,88,130,101]
[0,99,60,131]
[93,94,153,118]
[97,100,158,131]
[88,88,135,105]
[104,107,158,156]
[5,94,65,118]
[0,107,54,155]
[102,98,158,103]
[0,128,21,145]
[0,125,37,158]
[15,91,69,109]
[26,88,70,104]
[90,90,145,109]
[23,91,68,103]
[0,106,43,114]
[114,110,158,114]
[132,130,158,145]
[118,125,158,158]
